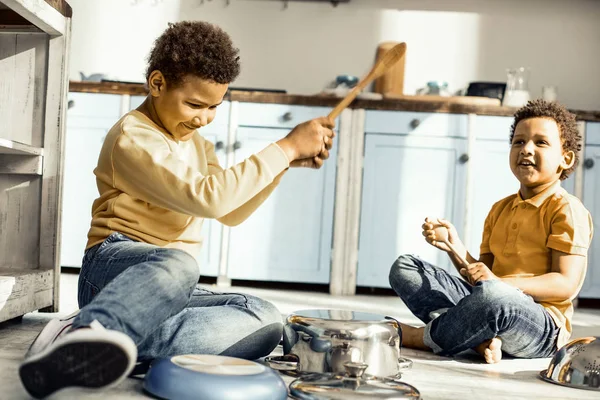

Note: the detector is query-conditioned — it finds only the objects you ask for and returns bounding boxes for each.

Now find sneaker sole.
[19,337,134,398]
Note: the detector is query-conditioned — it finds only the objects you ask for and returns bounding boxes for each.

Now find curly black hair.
[146,21,240,86]
[510,99,581,180]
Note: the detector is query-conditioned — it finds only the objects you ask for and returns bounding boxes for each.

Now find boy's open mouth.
[518,160,536,167]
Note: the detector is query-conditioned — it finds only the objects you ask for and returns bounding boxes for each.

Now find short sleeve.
[480,205,497,255]
[546,201,593,256]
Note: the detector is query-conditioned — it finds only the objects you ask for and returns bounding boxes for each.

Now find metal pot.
[539,336,600,391]
[266,309,412,379]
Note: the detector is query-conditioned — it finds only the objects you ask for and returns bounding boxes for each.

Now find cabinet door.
[198,132,227,277]
[193,102,230,276]
[225,127,337,283]
[61,93,121,267]
[357,134,468,288]
[580,145,600,298]
[468,140,517,257]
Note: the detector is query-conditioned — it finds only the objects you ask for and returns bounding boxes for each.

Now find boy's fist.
[422,217,460,252]
[278,117,335,163]
[460,262,497,285]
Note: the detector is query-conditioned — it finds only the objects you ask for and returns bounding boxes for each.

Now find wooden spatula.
[328,42,407,120]
[431,225,470,268]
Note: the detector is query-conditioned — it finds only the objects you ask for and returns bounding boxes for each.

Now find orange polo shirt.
[480,180,593,348]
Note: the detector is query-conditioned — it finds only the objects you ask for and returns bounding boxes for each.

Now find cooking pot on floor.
[266,309,412,379]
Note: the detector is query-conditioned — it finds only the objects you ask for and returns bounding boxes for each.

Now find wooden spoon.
[328,42,407,120]
[432,225,470,268]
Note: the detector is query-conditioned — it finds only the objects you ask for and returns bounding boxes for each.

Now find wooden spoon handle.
[444,240,470,268]
[328,42,406,120]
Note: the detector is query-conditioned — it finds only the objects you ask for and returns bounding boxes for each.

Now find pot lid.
[289,362,420,399]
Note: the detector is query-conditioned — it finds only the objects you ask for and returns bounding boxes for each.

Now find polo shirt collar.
[511,180,563,209]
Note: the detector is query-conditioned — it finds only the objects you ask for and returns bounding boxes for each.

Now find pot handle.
[384,316,403,347]
[290,323,332,353]
[264,354,300,371]
[385,316,414,370]
[398,357,413,370]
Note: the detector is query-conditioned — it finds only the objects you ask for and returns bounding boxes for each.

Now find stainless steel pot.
[266,309,412,379]
[539,336,600,391]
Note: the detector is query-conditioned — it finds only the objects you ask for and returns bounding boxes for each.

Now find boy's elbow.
[217,215,242,227]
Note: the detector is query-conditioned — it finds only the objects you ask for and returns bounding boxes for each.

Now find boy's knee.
[221,297,283,359]
[471,280,528,318]
[247,296,284,327]
[154,248,200,291]
[389,254,420,288]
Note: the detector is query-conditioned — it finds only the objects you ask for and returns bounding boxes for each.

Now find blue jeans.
[389,254,558,358]
[72,232,283,362]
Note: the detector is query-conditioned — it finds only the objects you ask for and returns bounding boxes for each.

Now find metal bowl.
[539,336,600,391]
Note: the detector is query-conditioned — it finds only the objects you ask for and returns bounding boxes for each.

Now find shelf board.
[0,154,42,175]
[0,24,44,33]
[0,0,66,36]
[0,138,43,156]
[0,268,54,322]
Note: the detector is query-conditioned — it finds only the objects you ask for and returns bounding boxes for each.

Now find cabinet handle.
[409,119,421,129]
[233,140,242,150]
[584,158,595,169]
[281,112,293,122]
[68,100,75,109]
[458,153,469,163]
[215,140,224,151]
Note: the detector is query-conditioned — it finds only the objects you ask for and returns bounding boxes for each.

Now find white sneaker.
[19,314,137,399]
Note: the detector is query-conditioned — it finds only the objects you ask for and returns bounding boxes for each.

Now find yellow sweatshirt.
[86,110,290,264]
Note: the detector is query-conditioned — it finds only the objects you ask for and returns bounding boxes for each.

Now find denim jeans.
[72,232,283,362]
[389,254,558,358]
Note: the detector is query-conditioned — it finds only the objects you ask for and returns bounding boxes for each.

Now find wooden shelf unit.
[0,0,71,322]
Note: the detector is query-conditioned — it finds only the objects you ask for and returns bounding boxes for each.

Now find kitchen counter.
[69,81,600,121]
[44,0,72,17]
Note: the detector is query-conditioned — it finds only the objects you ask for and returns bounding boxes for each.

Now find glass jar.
[503,67,530,107]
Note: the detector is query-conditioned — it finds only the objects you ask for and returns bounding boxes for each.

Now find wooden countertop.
[69,81,600,122]
[44,0,72,18]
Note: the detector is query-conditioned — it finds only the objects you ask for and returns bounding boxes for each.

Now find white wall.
[68,0,600,110]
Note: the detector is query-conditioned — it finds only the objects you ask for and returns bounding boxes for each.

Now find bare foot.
[475,337,502,364]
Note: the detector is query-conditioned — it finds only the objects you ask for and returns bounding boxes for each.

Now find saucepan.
[265,309,413,380]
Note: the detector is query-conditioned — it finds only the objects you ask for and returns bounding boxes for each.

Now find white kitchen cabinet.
[193,102,230,278]
[357,111,468,288]
[225,104,337,283]
[61,93,122,267]
[580,122,600,298]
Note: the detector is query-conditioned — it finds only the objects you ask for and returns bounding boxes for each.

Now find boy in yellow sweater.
[389,100,593,363]
[19,21,335,398]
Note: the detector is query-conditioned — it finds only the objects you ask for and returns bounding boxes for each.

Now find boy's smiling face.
[148,72,228,141]
[509,117,574,197]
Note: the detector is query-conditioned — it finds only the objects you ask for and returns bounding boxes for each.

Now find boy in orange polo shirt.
[389,100,593,363]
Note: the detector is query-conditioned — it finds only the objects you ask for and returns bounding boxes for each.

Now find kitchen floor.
[1,272,599,400]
